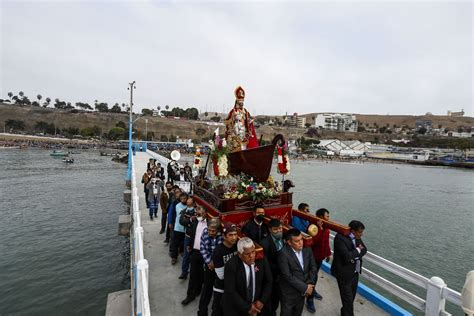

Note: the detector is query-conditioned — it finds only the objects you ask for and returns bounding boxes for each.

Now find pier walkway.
[133,151,388,316]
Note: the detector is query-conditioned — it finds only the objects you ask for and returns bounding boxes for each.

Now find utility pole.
[126,81,136,181]
[145,119,148,141]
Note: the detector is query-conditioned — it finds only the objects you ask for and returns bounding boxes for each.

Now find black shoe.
[150,216,153,220]
[178,274,187,280]
[154,214,157,218]
[163,239,169,243]
[313,291,323,300]
[181,296,194,305]
[159,230,164,234]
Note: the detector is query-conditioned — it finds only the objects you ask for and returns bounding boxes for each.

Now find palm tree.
[165,105,169,110]
[7,92,13,101]
[157,106,161,114]
[37,94,42,102]
[19,91,24,98]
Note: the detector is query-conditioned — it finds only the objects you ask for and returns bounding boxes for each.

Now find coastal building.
[447,109,465,117]
[313,113,358,132]
[284,113,306,128]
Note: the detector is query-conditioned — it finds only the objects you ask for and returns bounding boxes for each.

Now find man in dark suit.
[278,228,317,316]
[260,219,284,316]
[331,220,367,316]
[222,237,273,316]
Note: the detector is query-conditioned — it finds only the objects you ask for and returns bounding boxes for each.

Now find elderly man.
[222,237,272,316]
[241,205,269,243]
[278,228,317,316]
[331,220,367,316]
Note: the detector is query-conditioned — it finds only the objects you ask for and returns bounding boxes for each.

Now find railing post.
[137,259,149,287]
[425,276,447,316]
[461,271,474,316]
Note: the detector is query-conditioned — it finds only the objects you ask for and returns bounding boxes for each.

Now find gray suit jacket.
[278,244,317,301]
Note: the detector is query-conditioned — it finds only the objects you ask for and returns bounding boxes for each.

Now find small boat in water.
[50,150,69,157]
[0,146,20,149]
[62,157,74,163]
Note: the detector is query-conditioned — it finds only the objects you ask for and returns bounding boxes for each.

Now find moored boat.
[50,150,68,157]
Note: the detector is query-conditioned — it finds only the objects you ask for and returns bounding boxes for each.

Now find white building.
[285,113,306,128]
[314,113,358,132]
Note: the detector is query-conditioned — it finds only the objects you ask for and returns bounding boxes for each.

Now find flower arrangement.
[276,143,290,175]
[209,136,229,177]
[221,174,280,202]
[193,146,203,169]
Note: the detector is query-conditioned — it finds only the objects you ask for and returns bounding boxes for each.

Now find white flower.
[222,139,227,147]
[217,155,228,177]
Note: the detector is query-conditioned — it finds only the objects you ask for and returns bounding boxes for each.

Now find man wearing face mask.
[241,205,269,243]
[260,219,284,316]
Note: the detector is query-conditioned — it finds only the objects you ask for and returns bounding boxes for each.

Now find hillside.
[1,104,473,144]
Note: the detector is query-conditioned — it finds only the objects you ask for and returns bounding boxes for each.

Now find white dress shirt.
[292,248,304,270]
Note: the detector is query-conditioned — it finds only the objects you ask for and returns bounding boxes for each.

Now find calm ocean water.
[0,149,129,315]
[0,150,472,315]
[285,159,473,314]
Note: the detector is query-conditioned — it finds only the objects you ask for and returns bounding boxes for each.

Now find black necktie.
[247,265,253,302]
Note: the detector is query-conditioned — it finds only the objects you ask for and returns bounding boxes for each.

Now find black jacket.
[278,244,317,301]
[260,236,281,280]
[331,233,367,281]
[241,219,269,244]
[222,256,272,316]
[179,207,196,236]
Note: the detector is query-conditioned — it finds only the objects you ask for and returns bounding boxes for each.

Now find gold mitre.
[234,86,245,101]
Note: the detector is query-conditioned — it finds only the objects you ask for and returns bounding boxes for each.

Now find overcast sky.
[1,0,472,116]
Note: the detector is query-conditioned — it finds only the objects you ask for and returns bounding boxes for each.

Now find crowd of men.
[141,158,367,316]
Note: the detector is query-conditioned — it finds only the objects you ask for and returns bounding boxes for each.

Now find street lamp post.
[145,119,148,141]
[126,81,136,181]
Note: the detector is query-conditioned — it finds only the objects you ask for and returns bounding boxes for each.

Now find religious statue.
[224,86,258,152]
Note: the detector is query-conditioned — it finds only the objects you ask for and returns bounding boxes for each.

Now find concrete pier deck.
[133,151,388,316]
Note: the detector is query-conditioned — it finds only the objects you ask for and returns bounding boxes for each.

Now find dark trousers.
[181,236,191,276]
[160,210,167,233]
[165,222,171,241]
[262,280,280,316]
[187,250,204,298]
[170,231,185,259]
[210,291,223,316]
[148,207,157,218]
[336,273,359,316]
[280,296,304,316]
[198,265,215,316]
[144,189,149,207]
